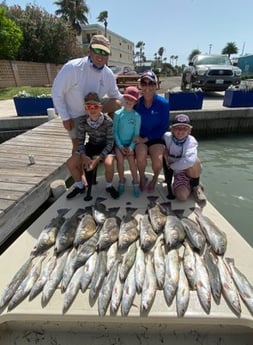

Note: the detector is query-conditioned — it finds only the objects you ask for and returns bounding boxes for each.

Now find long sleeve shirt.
[163,131,198,173]
[77,113,114,158]
[135,94,169,140]
[52,56,122,121]
[113,107,141,150]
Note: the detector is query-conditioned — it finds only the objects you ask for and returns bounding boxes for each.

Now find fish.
[92,197,108,225]
[134,244,146,293]
[106,241,118,274]
[110,262,124,314]
[121,264,137,316]
[61,246,78,292]
[89,250,107,300]
[176,260,190,317]
[119,241,137,282]
[217,255,241,316]
[164,214,186,250]
[147,196,167,234]
[153,235,165,289]
[118,207,139,251]
[54,208,85,255]
[29,254,57,301]
[97,208,120,251]
[98,260,119,316]
[194,252,211,315]
[181,217,206,253]
[41,249,69,307]
[163,248,180,307]
[80,251,97,293]
[73,208,97,247]
[8,253,47,311]
[195,208,227,255]
[0,256,34,310]
[139,214,157,252]
[140,252,157,312]
[204,247,222,305]
[182,240,196,290]
[30,208,69,257]
[226,258,253,316]
[62,266,84,314]
[73,230,99,271]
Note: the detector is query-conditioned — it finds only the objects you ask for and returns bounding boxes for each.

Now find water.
[198,134,253,247]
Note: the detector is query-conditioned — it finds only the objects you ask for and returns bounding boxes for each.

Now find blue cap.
[140,70,157,84]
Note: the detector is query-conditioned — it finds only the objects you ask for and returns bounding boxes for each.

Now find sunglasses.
[140,80,156,87]
[85,104,100,111]
[92,48,109,56]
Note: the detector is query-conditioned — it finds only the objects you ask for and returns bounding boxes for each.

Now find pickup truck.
[181,54,242,92]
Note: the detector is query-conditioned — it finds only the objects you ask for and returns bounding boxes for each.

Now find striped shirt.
[77,113,114,158]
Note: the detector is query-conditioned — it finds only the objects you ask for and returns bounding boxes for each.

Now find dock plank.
[0,117,72,246]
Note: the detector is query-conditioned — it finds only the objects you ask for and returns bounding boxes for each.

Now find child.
[66,92,119,200]
[163,114,206,203]
[113,86,141,197]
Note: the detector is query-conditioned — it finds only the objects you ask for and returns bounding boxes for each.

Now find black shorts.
[85,142,114,157]
[146,138,165,147]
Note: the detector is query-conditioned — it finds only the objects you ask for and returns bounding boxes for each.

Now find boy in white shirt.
[163,114,206,203]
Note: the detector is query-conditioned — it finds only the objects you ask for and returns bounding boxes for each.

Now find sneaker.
[192,185,206,203]
[133,184,140,198]
[66,186,85,199]
[106,186,119,199]
[118,183,125,196]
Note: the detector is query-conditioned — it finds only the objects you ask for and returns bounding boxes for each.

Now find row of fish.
[0,197,252,318]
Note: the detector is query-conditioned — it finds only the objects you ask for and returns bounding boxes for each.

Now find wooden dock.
[0,117,72,247]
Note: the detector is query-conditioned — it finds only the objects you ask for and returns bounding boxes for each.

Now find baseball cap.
[123,86,139,101]
[84,92,101,104]
[171,114,192,128]
[89,35,111,54]
[140,70,157,84]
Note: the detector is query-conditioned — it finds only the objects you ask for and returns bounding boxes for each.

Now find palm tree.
[97,10,108,37]
[174,55,178,66]
[54,0,89,35]
[135,41,145,66]
[158,47,165,68]
[222,42,238,58]
[188,49,201,62]
[170,55,174,65]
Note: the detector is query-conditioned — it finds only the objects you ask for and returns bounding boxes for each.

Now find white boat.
[0,172,252,344]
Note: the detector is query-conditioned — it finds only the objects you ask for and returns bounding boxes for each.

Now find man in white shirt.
[52,34,122,152]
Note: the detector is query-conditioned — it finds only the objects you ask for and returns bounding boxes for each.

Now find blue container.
[166,91,204,110]
[223,90,253,107]
[14,97,54,116]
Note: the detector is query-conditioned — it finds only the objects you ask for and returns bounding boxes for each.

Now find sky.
[4,0,253,65]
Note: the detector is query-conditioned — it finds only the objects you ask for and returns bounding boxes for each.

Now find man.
[52,34,122,153]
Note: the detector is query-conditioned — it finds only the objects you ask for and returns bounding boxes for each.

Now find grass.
[0,86,52,100]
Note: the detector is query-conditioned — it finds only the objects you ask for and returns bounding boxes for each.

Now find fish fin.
[95,197,107,204]
[108,207,120,216]
[57,208,70,217]
[125,207,137,216]
[147,195,159,206]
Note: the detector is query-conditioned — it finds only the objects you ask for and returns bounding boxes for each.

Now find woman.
[134,71,170,192]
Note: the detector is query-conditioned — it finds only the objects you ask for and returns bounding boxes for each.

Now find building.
[78,24,135,69]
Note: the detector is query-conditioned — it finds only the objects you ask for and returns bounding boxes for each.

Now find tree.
[188,49,201,62]
[222,42,238,57]
[6,5,83,63]
[54,0,89,35]
[135,41,145,66]
[97,10,108,37]
[0,5,23,59]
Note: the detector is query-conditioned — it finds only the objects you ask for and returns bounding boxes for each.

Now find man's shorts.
[67,116,83,139]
